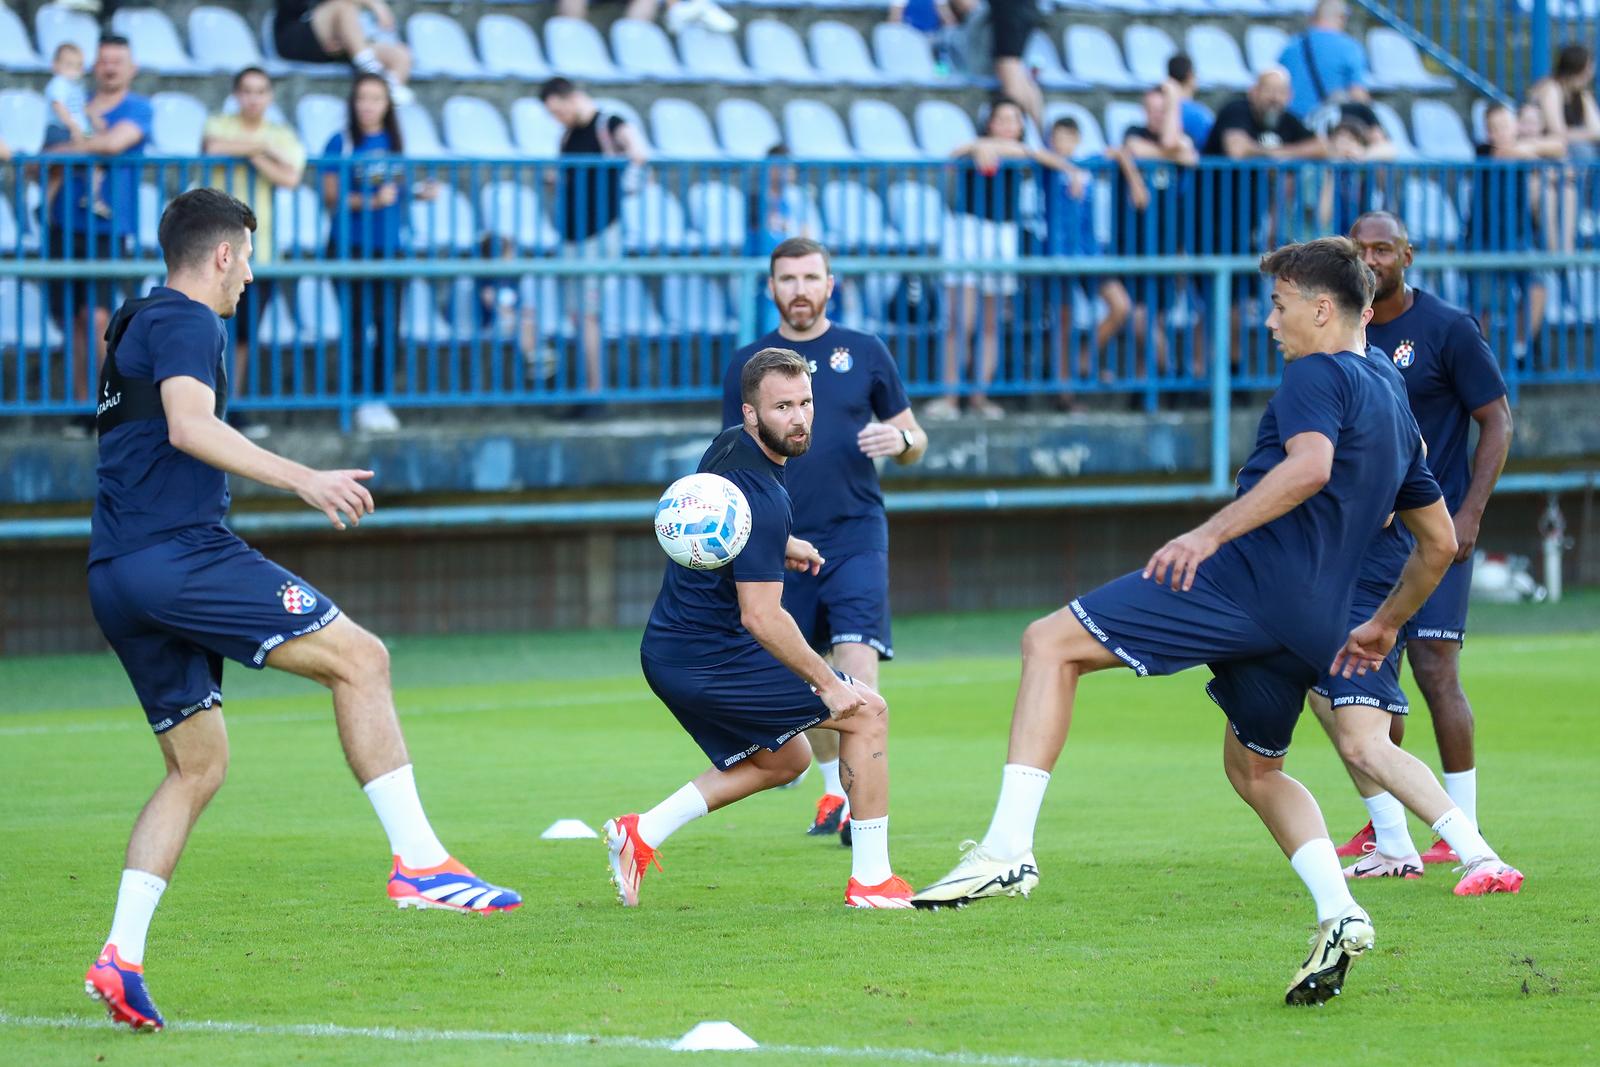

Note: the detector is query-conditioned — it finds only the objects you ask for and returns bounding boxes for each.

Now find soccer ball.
[654,473,752,570]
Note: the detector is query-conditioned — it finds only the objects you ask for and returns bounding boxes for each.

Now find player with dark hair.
[1328,211,1516,865]
[608,348,915,909]
[722,238,926,844]
[82,188,518,1033]
[915,237,1460,1004]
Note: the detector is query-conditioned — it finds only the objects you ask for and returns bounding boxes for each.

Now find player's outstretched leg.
[913,609,1118,908]
[1308,695,1422,876]
[84,709,229,1031]
[811,681,912,907]
[606,739,812,906]
[1326,702,1522,896]
[1221,728,1373,1005]
[265,616,520,913]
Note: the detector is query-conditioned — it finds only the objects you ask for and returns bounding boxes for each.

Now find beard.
[779,300,822,332]
[1372,273,1401,302]
[757,415,811,457]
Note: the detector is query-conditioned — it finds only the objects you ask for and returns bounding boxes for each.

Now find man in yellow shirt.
[203,67,307,439]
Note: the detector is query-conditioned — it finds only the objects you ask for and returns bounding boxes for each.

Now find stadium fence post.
[1208,265,1232,494]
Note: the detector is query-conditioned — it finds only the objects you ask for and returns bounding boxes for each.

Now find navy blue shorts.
[88,527,341,734]
[1070,568,1310,756]
[1312,640,1410,716]
[1405,554,1471,644]
[783,550,893,660]
[640,646,835,770]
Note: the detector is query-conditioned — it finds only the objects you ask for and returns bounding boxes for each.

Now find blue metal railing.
[5,155,1600,421]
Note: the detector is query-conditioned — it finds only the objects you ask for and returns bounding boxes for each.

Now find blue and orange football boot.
[85,944,163,1032]
[386,856,522,913]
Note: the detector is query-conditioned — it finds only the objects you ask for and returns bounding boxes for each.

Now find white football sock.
[1290,839,1358,924]
[106,869,167,965]
[848,816,892,885]
[637,782,708,849]
[979,764,1051,858]
[1432,807,1493,865]
[818,759,848,811]
[363,764,449,869]
[1362,791,1416,859]
[351,47,385,75]
[1442,769,1477,827]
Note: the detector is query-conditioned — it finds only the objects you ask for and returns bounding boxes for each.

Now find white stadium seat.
[1123,24,1177,88]
[745,19,820,84]
[35,4,100,68]
[407,12,486,79]
[442,96,516,158]
[611,18,687,81]
[1185,26,1256,90]
[477,14,550,79]
[0,3,49,72]
[1244,25,1289,77]
[650,98,722,160]
[187,7,266,74]
[1368,28,1453,91]
[808,21,887,87]
[296,93,346,155]
[848,100,921,160]
[1063,26,1140,90]
[150,91,208,155]
[913,99,977,158]
[678,26,755,84]
[543,16,621,81]
[1411,100,1475,161]
[783,99,854,159]
[110,8,197,73]
[872,22,945,87]
[715,98,782,159]
[0,89,48,154]
[511,98,566,158]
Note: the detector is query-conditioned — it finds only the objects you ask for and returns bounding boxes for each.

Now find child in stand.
[43,43,111,220]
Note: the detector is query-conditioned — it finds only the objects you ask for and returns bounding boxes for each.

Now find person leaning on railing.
[1526,43,1600,255]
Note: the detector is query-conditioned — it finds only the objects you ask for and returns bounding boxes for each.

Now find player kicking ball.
[914,238,1459,1004]
[82,190,518,1032]
[606,348,913,909]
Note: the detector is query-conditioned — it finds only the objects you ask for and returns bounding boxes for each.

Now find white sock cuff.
[121,868,168,896]
[848,816,887,832]
[1002,763,1051,782]
[1288,838,1332,867]
[362,763,414,796]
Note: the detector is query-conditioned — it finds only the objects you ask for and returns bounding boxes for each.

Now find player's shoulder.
[825,325,895,365]
[1409,288,1475,331]
[729,332,786,368]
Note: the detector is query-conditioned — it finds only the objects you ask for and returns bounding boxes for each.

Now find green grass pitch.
[1,599,1596,1066]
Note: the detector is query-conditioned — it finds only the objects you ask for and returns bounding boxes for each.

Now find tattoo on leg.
[872,751,884,760]
[839,756,856,797]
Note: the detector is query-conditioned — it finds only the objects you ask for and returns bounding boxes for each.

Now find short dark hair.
[740,347,812,407]
[1349,210,1411,245]
[97,34,131,50]
[1555,43,1592,80]
[232,66,271,91]
[1330,120,1368,144]
[1167,54,1195,84]
[1258,236,1375,319]
[1051,116,1080,135]
[768,236,831,277]
[539,77,578,101]
[158,188,257,271]
[984,97,1024,137]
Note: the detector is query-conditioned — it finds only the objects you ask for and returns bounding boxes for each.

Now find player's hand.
[785,537,824,575]
[1452,508,1482,563]
[857,422,908,459]
[1330,619,1398,678]
[298,469,376,530]
[821,677,884,722]
[1142,529,1219,591]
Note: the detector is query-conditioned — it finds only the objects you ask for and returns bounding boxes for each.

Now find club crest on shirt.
[829,347,853,373]
[279,582,318,616]
[1391,341,1416,369]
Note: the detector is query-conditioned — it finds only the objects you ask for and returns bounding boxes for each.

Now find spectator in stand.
[888,0,954,35]
[1109,82,1199,384]
[42,43,110,226]
[41,34,152,437]
[1043,118,1131,406]
[1317,121,1380,234]
[746,145,819,335]
[1165,54,1213,150]
[1472,103,1565,362]
[321,72,437,434]
[274,0,413,106]
[945,0,1044,134]
[930,97,1067,420]
[555,0,736,35]
[540,77,648,404]
[203,67,307,441]
[1527,43,1600,254]
[1278,0,1371,122]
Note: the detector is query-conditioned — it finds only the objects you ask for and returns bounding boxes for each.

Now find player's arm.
[1332,497,1457,677]
[160,376,375,530]
[736,581,866,718]
[785,537,823,575]
[1144,431,1333,591]
[858,408,927,465]
[1452,396,1513,561]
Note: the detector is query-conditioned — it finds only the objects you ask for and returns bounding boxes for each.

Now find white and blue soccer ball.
[654,473,753,570]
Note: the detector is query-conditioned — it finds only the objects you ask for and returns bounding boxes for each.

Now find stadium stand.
[109,8,199,75]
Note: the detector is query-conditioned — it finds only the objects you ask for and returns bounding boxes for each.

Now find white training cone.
[539,819,599,840]
[671,1021,759,1051]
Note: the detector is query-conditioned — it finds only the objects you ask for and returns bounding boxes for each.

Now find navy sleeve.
[721,351,747,429]
[148,309,222,389]
[1395,439,1444,511]
[867,338,910,420]
[1443,313,1508,412]
[731,484,789,584]
[1273,355,1348,448]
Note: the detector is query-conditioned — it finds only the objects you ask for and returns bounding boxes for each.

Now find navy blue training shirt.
[1352,343,1424,602]
[90,288,230,565]
[642,429,793,667]
[1366,288,1506,514]
[721,325,910,557]
[1205,350,1443,670]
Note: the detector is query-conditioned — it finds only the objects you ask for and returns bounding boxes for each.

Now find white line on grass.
[0,1011,1184,1067]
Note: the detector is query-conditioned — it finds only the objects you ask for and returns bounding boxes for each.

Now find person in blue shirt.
[1278,0,1372,120]
[39,35,153,433]
[607,348,915,909]
[915,236,1464,1006]
[1304,342,1522,895]
[81,189,519,1034]
[1166,54,1214,149]
[721,238,927,841]
[1324,211,1516,865]
[319,72,438,434]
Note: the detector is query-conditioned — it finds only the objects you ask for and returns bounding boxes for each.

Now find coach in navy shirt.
[1325,211,1514,860]
[916,237,1462,1005]
[721,237,926,839]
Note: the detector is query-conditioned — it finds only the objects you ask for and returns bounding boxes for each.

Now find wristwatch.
[898,428,915,455]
